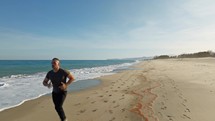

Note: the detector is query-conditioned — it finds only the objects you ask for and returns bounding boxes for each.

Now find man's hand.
[47,82,52,88]
[58,73,75,91]
[43,78,51,88]
[59,82,67,91]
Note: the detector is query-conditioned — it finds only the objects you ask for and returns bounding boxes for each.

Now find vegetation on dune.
[154,51,215,59]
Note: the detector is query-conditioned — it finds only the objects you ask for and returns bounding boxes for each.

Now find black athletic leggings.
[52,91,67,121]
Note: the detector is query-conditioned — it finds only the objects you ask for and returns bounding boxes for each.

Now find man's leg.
[52,91,67,121]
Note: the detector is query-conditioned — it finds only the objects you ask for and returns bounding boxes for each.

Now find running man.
[43,58,75,121]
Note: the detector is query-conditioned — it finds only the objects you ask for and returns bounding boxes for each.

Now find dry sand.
[151,58,215,121]
[1,58,215,121]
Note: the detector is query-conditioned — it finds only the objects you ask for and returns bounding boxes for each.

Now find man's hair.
[52,58,60,62]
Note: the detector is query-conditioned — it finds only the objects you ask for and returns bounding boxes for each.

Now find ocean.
[0,59,139,112]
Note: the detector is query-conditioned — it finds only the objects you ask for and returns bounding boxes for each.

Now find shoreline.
[0,59,137,114]
[0,93,48,112]
[0,78,102,113]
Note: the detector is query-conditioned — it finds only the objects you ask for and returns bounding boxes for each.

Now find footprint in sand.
[109,117,116,121]
[79,109,86,113]
[109,94,112,97]
[112,101,116,103]
[121,108,126,112]
[99,95,103,98]
[104,100,108,103]
[181,103,186,107]
[92,109,97,112]
[113,105,120,108]
[185,108,190,112]
[161,106,167,110]
[74,103,81,106]
[91,101,96,104]
[167,115,174,121]
[182,114,191,119]
[109,110,113,114]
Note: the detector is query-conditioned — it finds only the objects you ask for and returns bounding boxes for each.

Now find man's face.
[51,60,59,69]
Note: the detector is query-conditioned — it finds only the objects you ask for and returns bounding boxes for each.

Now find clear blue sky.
[0,0,215,60]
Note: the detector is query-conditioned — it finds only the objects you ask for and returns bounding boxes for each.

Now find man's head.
[51,58,60,70]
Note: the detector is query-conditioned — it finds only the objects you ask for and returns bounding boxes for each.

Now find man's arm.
[43,77,52,88]
[66,73,75,86]
[43,77,49,86]
[59,73,75,91]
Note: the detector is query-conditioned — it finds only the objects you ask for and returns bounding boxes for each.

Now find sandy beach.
[1,57,215,121]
